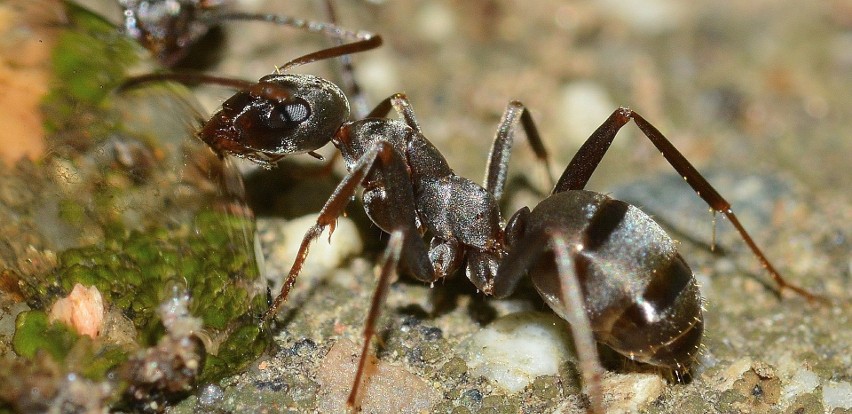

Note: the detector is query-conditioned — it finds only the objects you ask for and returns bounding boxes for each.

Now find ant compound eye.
[264,98,311,129]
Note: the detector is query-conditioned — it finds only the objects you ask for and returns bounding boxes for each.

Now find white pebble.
[197,384,225,407]
[823,381,852,410]
[781,367,820,402]
[415,2,457,43]
[595,0,685,34]
[602,373,665,413]
[457,311,574,393]
[265,215,362,291]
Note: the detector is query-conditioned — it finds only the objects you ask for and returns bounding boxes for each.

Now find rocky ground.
[1,0,849,413]
[167,1,851,413]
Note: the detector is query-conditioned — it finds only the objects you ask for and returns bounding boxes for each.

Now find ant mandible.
[122,39,821,413]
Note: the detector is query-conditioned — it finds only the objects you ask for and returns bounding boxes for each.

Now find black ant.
[118,0,373,116]
[121,40,821,413]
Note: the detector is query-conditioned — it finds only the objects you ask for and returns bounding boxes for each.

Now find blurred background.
[206,0,851,200]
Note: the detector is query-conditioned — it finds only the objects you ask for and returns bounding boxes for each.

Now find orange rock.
[48,283,105,339]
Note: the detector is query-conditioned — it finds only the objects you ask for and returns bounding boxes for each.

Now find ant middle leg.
[550,232,606,414]
[365,96,557,199]
[484,100,555,201]
[553,108,819,301]
[491,229,605,413]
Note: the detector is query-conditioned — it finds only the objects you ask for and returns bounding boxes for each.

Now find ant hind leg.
[553,108,820,302]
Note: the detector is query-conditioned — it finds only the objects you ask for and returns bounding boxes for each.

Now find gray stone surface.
[145,1,851,412]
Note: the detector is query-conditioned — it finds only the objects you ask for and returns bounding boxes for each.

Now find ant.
[121,39,821,413]
[118,0,373,116]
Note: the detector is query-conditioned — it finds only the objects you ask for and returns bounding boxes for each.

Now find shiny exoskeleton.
[123,41,819,413]
[119,0,372,116]
[499,190,704,367]
[120,0,359,65]
[119,0,216,67]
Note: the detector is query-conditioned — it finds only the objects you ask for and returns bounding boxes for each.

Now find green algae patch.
[50,3,138,105]
[13,310,130,382]
[15,209,267,380]
[203,323,267,382]
[0,2,269,411]
[12,310,78,363]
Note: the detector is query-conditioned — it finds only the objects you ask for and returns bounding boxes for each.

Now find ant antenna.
[117,36,382,92]
[277,36,382,73]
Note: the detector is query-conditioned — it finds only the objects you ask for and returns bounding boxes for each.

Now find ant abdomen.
[508,190,704,369]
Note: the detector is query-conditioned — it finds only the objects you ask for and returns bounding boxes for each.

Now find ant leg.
[484,101,554,201]
[367,95,559,193]
[552,108,630,193]
[321,0,370,119]
[364,94,396,119]
[550,233,605,414]
[263,140,428,322]
[491,229,604,413]
[210,6,379,51]
[368,97,555,200]
[119,35,382,92]
[554,108,819,301]
[348,230,404,409]
[368,93,424,133]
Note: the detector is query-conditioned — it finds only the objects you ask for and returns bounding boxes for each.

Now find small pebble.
[822,381,852,411]
[601,373,665,414]
[197,384,224,407]
[316,339,440,413]
[263,215,362,291]
[558,81,617,150]
[457,312,573,393]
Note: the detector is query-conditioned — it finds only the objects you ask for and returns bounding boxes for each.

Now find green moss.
[202,324,266,382]
[12,311,78,363]
[12,311,129,382]
[15,208,267,386]
[91,216,249,329]
[4,1,269,409]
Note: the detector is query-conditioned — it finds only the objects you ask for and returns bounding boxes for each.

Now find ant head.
[198,73,350,164]
[118,35,380,166]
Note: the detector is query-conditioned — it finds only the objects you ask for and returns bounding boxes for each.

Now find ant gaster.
[123,40,820,413]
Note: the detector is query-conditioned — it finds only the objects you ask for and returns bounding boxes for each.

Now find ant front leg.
[263,140,430,323]
[554,108,819,301]
[348,229,404,409]
[363,93,425,134]
[262,139,442,409]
